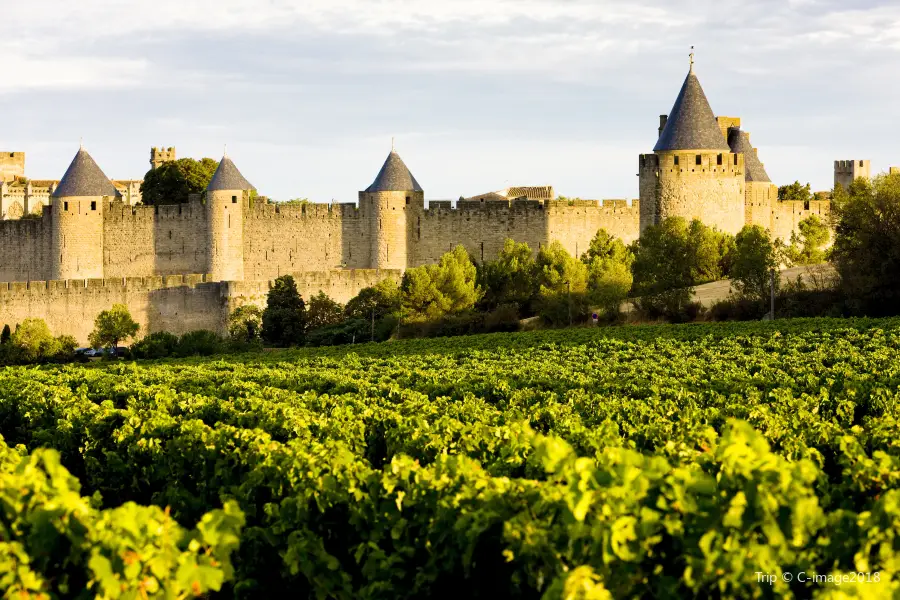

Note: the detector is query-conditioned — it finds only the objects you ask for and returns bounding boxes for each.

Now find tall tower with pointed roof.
[639,58,745,235]
[206,155,254,281]
[50,147,121,280]
[359,149,424,270]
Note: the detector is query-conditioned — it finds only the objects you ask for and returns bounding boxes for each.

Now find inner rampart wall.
[545,199,640,258]
[242,201,373,279]
[0,211,52,281]
[771,200,831,243]
[103,200,209,277]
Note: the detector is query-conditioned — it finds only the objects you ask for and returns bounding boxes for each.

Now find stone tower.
[206,154,253,282]
[834,160,870,191]
[50,147,121,280]
[728,127,776,229]
[150,147,176,170]
[639,61,745,235]
[0,152,25,183]
[359,150,424,270]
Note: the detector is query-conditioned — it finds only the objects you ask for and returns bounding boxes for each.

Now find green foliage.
[477,239,537,315]
[0,324,9,344]
[88,304,140,352]
[630,218,699,320]
[778,180,813,201]
[131,331,180,360]
[402,245,480,320]
[0,436,244,598]
[2,319,900,597]
[730,225,779,303]
[175,330,224,357]
[12,318,62,361]
[261,275,307,347]
[831,173,900,314]
[306,292,345,331]
[785,214,831,266]
[140,157,219,205]
[534,240,589,325]
[228,305,263,343]
[345,279,401,322]
[580,229,633,318]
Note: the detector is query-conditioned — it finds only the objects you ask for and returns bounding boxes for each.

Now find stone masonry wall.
[242,201,372,280]
[0,212,52,281]
[545,199,640,257]
[744,181,778,232]
[771,200,831,243]
[0,275,223,346]
[103,200,209,277]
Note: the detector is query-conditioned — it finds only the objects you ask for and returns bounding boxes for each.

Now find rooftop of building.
[52,148,121,198]
[654,65,730,153]
[207,156,255,192]
[365,150,423,193]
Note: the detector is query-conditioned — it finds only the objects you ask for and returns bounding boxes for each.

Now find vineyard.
[2,318,900,598]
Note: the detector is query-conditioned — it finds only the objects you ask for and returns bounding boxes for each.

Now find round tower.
[50,147,121,280]
[639,60,745,236]
[206,155,253,282]
[359,150,424,270]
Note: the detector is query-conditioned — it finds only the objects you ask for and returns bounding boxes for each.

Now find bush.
[730,225,778,304]
[228,305,263,343]
[477,239,538,314]
[581,229,633,318]
[535,241,590,326]
[402,246,481,320]
[175,330,224,357]
[131,331,180,359]
[306,292,345,330]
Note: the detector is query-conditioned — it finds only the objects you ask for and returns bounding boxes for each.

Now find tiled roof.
[506,186,554,200]
[728,128,771,182]
[52,149,121,198]
[207,156,255,192]
[654,69,730,152]
[365,151,423,193]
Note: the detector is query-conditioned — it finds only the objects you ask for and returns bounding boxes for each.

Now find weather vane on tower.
[689,46,695,72]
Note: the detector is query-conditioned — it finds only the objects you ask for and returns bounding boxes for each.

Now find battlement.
[716,116,741,141]
[246,200,362,219]
[103,198,207,222]
[834,159,869,173]
[150,147,177,169]
[640,151,743,174]
[0,273,211,296]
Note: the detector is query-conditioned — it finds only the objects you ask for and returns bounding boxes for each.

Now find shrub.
[175,330,224,357]
[261,276,306,347]
[306,292,345,330]
[88,304,139,354]
[131,331,180,359]
[228,305,263,343]
[730,225,779,305]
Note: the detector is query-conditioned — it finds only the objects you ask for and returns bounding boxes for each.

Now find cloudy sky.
[1,0,897,202]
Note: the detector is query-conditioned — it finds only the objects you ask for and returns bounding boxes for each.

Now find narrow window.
[406,196,410,205]
[804,200,810,211]
[674,156,679,166]
[90,201,96,211]
[480,242,484,262]
[228,214,231,228]
[232,195,237,204]
[63,201,68,211]
[860,160,864,167]
[168,230,172,239]
[734,154,738,165]
[417,216,421,240]
[695,155,702,166]
[717,154,723,166]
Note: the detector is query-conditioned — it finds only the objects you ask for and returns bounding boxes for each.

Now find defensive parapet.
[0,152,25,183]
[150,147,176,170]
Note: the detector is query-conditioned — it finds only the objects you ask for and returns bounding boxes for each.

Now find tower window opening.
[674,156,679,166]
[406,196,410,205]
[717,154,723,165]
[695,155,702,166]
[804,200,810,211]
[232,195,237,204]
[860,160,864,167]
[63,202,68,211]
[734,154,738,165]
[90,201,96,211]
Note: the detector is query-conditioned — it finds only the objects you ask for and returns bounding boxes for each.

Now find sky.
[1,0,898,202]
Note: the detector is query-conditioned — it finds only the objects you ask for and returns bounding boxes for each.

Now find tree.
[0,325,10,344]
[686,220,734,283]
[306,292,345,330]
[731,225,779,304]
[261,275,306,347]
[477,239,538,314]
[345,279,401,321]
[88,304,139,354]
[402,246,480,320]
[778,181,813,202]
[581,229,633,318]
[785,215,831,266]
[12,318,61,361]
[228,305,263,343]
[534,240,589,326]
[140,157,219,205]
[630,217,696,319]
[830,173,900,314]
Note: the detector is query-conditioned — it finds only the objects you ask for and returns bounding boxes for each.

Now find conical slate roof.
[207,156,255,192]
[728,128,771,182]
[52,148,121,198]
[365,151,423,193]
[654,69,730,152]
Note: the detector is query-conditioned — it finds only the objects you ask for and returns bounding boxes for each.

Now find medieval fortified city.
[0,60,882,344]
